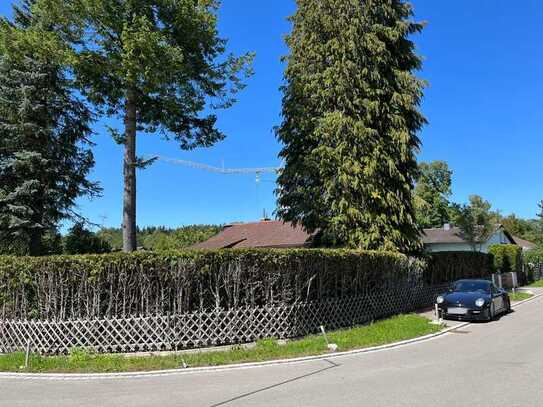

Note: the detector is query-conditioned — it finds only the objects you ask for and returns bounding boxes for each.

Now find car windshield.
[452,281,490,293]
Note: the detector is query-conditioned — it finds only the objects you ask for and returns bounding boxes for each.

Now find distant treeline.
[97,225,221,252]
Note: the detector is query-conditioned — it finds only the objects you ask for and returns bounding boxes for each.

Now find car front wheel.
[488,302,496,321]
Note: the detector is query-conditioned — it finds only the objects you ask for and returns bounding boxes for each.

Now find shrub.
[0,249,414,320]
[0,249,502,321]
[488,244,522,274]
[524,246,543,266]
[424,251,494,284]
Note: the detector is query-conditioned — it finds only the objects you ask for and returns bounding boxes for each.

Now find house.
[192,220,313,249]
[194,220,536,253]
[510,235,537,251]
[422,224,523,253]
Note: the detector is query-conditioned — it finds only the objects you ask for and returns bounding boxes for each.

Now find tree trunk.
[28,228,43,257]
[122,88,137,252]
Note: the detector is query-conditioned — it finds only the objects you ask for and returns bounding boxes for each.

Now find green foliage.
[63,223,111,255]
[0,8,99,256]
[414,161,453,228]
[96,225,221,251]
[0,314,438,373]
[424,251,495,284]
[452,195,495,251]
[33,0,253,251]
[276,0,425,252]
[499,214,541,244]
[488,244,522,274]
[0,249,415,319]
[525,246,543,266]
[34,0,254,135]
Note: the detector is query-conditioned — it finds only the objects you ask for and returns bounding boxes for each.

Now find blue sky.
[1,1,542,229]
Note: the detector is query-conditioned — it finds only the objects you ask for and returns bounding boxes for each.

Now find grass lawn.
[508,291,533,302]
[0,314,440,374]
[527,280,543,288]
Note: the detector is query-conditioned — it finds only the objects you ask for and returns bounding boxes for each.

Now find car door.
[491,284,505,312]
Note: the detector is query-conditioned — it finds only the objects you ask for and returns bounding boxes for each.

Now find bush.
[524,246,543,266]
[0,249,414,320]
[0,249,502,321]
[488,244,522,274]
[63,223,111,255]
[424,251,494,284]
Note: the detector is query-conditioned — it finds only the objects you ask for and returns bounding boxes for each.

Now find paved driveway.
[1,295,542,407]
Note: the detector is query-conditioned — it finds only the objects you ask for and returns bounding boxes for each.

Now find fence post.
[24,339,31,369]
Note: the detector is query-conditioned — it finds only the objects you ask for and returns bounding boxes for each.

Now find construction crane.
[150,155,281,218]
[152,155,281,182]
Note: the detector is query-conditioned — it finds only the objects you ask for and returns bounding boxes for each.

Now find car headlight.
[475,298,485,308]
[436,296,445,304]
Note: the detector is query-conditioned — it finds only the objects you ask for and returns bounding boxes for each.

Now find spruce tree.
[276,0,426,252]
[0,6,99,255]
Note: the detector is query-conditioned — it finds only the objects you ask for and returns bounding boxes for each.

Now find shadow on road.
[209,359,341,407]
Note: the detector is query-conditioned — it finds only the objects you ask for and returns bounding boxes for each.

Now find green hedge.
[488,244,522,274]
[0,249,500,321]
[424,251,495,284]
[0,249,414,320]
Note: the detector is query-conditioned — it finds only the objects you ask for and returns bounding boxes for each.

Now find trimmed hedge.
[424,251,495,285]
[488,244,522,274]
[0,249,414,320]
[0,249,497,321]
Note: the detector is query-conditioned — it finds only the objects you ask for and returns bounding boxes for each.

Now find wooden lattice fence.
[0,283,449,355]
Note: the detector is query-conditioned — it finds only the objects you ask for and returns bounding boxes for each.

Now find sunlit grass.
[0,314,440,373]
[508,291,533,302]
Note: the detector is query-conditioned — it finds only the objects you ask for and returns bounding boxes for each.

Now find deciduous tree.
[414,161,453,228]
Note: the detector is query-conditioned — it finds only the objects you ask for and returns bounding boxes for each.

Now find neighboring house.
[510,235,537,252]
[192,220,313,249]
[422,224,517,253]
[194,220,536,253]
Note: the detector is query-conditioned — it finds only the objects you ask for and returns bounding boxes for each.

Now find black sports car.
[436,279,511,321]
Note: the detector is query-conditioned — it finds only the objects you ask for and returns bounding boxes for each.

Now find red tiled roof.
[191,220,314,249]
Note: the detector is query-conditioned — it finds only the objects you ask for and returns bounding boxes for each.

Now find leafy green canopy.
[414,161,453,228]
[452,195,495,251]
[276,0,426,252]
[33,0,253,150]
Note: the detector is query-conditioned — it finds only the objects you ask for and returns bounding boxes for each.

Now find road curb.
[1,293,540,381]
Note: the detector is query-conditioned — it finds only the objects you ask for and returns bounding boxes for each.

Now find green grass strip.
[508,292,533,302]
[527,280,543,288]
[0,314,440,374]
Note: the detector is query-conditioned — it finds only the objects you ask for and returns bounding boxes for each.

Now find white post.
[24,339,31,369]
[430,303,442,325]
[320,325,338,352]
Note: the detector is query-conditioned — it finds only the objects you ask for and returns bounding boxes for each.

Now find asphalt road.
[1,296,542,407]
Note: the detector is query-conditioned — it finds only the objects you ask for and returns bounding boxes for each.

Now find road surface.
[1,296,542,407]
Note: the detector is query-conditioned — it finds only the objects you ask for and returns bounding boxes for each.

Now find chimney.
[261,209,271,222]
[443,223,451,231]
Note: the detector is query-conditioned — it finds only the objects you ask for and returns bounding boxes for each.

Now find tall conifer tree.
[276,0,426,252]
[33,0,253,251]
[0,1,99,255]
